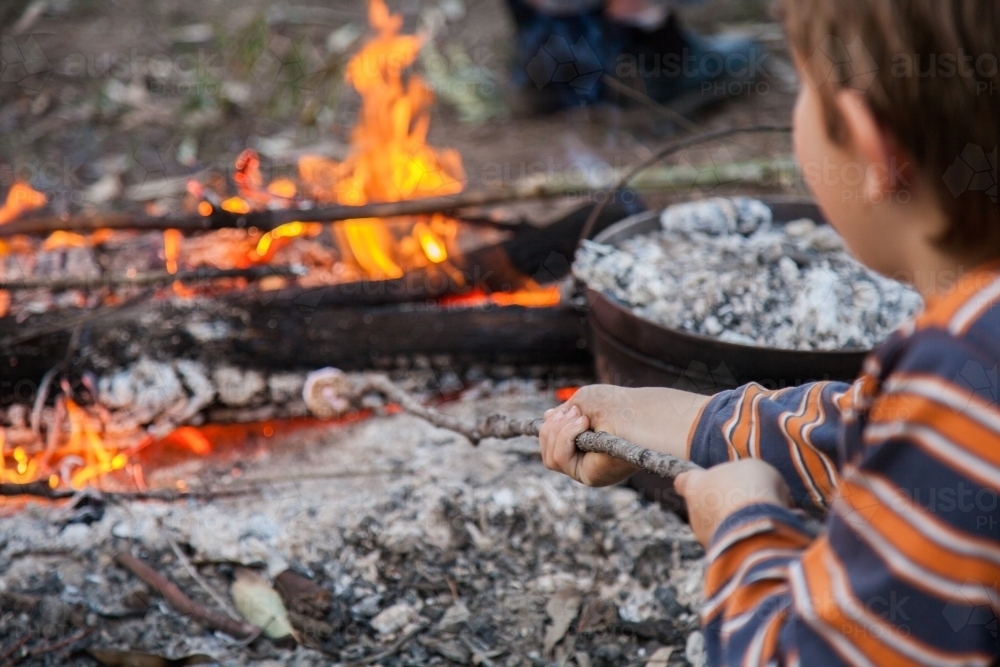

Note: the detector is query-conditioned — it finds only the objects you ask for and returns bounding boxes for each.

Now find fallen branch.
[0,182,579,237]
[114,551,259,640]
[1,265,304,292]
[303,370,700,481]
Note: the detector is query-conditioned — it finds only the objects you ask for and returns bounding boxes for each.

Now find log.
[1,266,303,292]
[0,295,590,399]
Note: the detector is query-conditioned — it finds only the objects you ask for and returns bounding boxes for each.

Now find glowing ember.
[440,284,562,309]
[0,182,46,226]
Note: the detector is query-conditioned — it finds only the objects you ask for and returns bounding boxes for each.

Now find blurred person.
[506,0,763,113]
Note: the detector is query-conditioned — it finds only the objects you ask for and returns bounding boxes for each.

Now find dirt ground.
[0,383,708,667]
[1,0,800,217]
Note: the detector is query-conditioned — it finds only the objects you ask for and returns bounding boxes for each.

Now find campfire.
[0,0,582,496]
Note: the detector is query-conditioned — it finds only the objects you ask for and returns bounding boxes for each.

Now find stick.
[477,415,698,478]
[578,124,793,245]
[114,551,259,639]
[0,182,580,237]
[1,265,304,292]
[165,533,243,622]
[304,370,700,481]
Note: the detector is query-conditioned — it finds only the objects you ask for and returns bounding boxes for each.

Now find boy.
[540,1,1000,664]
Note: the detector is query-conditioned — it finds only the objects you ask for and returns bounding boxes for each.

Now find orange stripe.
[725,580,788,621]
[728,384,769,459]
[705,526,812,597]
[838,477,1000,589]
[799,539,918,666]
[869,393,1000,468]
[783,384,839,504]
[916,261,1000,330]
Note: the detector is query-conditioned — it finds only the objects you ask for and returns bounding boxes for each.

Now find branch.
[1,265,304,292]
[114,552,259,640]
[477,415,698,480]
[0,182,578,237]
[303,370,700,481]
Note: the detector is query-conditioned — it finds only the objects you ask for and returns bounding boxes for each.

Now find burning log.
[0,265,303,292]
[303,369,699,481]
[0,183,578,238]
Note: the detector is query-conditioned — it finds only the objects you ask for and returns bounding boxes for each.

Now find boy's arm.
[690,338,1000,666]
[689,381,853,513]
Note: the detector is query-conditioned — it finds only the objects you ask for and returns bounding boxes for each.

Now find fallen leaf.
[645,647,674,666]
[230,567,297,641]
[275,569,332,619]
[436,601,470,632]
[543,590,581,657]
[576,598,617,633]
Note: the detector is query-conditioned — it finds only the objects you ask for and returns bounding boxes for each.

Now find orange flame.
[0,182,46,226]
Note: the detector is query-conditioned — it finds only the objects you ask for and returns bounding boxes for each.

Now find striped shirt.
[688,262,1000,666]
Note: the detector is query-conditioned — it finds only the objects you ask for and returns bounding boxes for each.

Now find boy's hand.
[674,460,793,547]
[539,404,639,486]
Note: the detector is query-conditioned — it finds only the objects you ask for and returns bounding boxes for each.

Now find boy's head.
[778,0,999,281]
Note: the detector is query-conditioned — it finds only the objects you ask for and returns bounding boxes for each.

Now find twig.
[114,551,260,639]
[578,124,793,245]
[30,365,60,435]
[0,468,411,501]
[306,371,700,482]
[1,265,304,292]
[477,415,697,479]
[0,634,31,665]
[165,532,244,622]
[0,629,91,667]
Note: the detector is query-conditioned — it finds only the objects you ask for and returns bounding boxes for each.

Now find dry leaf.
[543,590,581,657]
[230,567,297,641]
[645,646,674,666]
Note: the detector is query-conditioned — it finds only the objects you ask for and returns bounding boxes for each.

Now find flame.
[0,182,46,226]
[440,284,562,309]
[164,229,183,274]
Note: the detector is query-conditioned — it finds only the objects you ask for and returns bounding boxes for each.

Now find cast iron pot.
[586,198,869,393]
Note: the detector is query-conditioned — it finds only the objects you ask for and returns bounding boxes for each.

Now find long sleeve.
[699,330,1000,666]
[688,381,853,513]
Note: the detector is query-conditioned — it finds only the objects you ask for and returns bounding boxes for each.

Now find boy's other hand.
[675,460,793,547]
[539,404,639,486]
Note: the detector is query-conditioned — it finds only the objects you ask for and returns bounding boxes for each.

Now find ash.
[0,385,705,667]
[574,198,923,351]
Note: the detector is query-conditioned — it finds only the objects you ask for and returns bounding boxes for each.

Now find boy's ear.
[833,89,909,199]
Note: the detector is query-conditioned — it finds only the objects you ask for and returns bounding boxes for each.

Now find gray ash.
[574,198,923,351]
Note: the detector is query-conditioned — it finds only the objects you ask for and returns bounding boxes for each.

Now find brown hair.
[778,0,1000,254]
